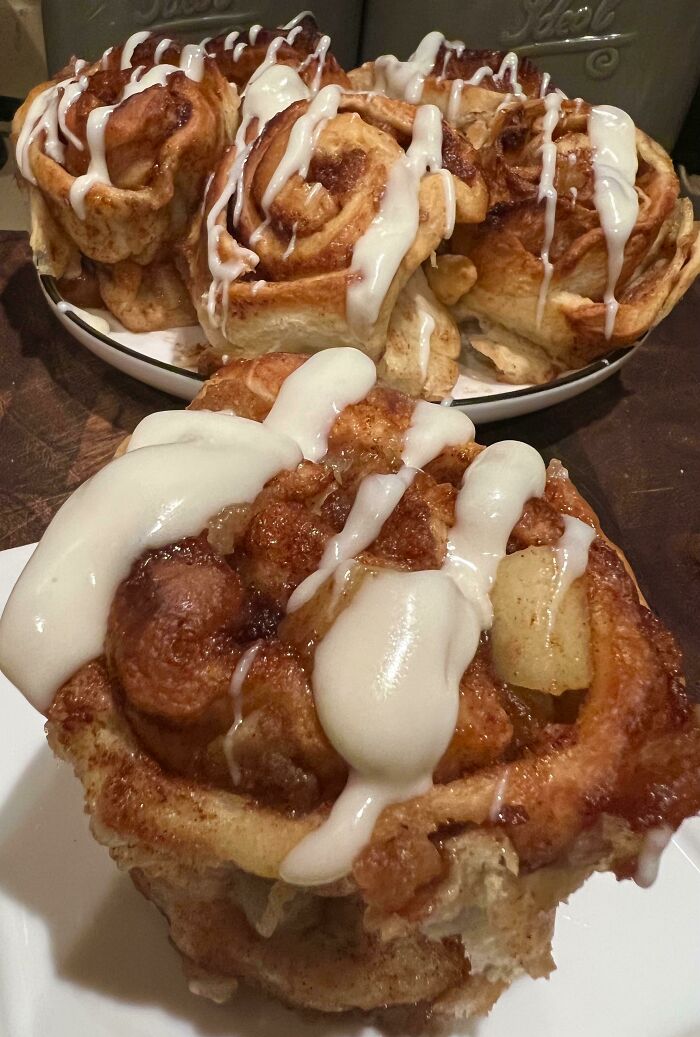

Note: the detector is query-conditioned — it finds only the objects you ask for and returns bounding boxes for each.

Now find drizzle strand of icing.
[588,105,639,339]
[536,91,563,326]
[204,64,311,318]
[264,347,377,460]
[65,52,208,217]
[281,437,545,886]
[346,104,453,330]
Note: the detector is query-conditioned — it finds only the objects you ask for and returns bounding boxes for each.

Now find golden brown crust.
[94,258,196,331]
[445,99,700,376]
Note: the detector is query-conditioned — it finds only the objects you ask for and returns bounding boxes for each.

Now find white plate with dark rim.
[1,543,700,1037]
[41,274,639,424]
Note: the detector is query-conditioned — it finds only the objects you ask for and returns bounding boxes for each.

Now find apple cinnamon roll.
[182,75,487,399]
[13,37,237,305]
[434,97,700,382]
[2,349,698,1023]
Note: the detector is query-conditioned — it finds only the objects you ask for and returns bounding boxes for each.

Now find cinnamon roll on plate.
[13,34,237,331]
[349,31,700,386]
[1,349,698,1024]
[440,96,700,383]
[12,19,700,398]
[182,74,488,400]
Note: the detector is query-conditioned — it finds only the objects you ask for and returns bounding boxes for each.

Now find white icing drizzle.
[248,23,262,45]
[261,84,341,212]
[154,38,173,63]
[223,642,262,784]
[264,347,376,461]
[244,37,287,91]
[401,398,473,469]
[540,71,551,97]
[68,59,205,218]
[553,516,596,600]
[437,39,465,80]
[495,52,524,96]
[442,52,525,101]
[68,104,112,217]
[280,571,478,886]
[178,43,208,82]
[282,10,314,29]
[536,91,563,326]
[447,78,464,123]
[288,471,414,613]
[0,411,302,712]
[374,30,445,103]
[56,60,88,150]
[588,105,639,338]
[204,64,311,318]
[347,104,451,330]
[249,216,270,246]
[547,514,596,639]
[0,343,554,891]
[223,30,240,51]
[120,31,151,69]
[285,24,304,45]
[300,33,331,94]
[281,438,545,886]
[16,84,66,182]
[101,45,113,69]
[439,168,456,238]
[282,222,298,259]
[464,66,496,87]
[233,40,248,62]
[287,402,473,613]
[415,295,436,381]
[635,826,673,888]
[444,441,546,628]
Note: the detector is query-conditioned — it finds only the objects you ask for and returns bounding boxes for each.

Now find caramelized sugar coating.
[105,353,650,832]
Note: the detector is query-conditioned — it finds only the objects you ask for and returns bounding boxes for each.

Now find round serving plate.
[41,274,639,423]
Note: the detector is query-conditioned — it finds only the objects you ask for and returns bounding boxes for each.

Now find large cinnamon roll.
[182,71,488,399]
[436,97,700,381]
[1,349,698,1023]
[14,35,237,327]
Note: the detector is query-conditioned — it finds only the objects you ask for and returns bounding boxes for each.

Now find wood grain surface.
[0,230,698,695]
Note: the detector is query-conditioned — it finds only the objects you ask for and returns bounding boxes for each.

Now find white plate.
[1,543,699,1037]
[41,275,639,424]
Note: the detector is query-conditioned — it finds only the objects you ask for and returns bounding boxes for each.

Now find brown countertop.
[1,230,698,695]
